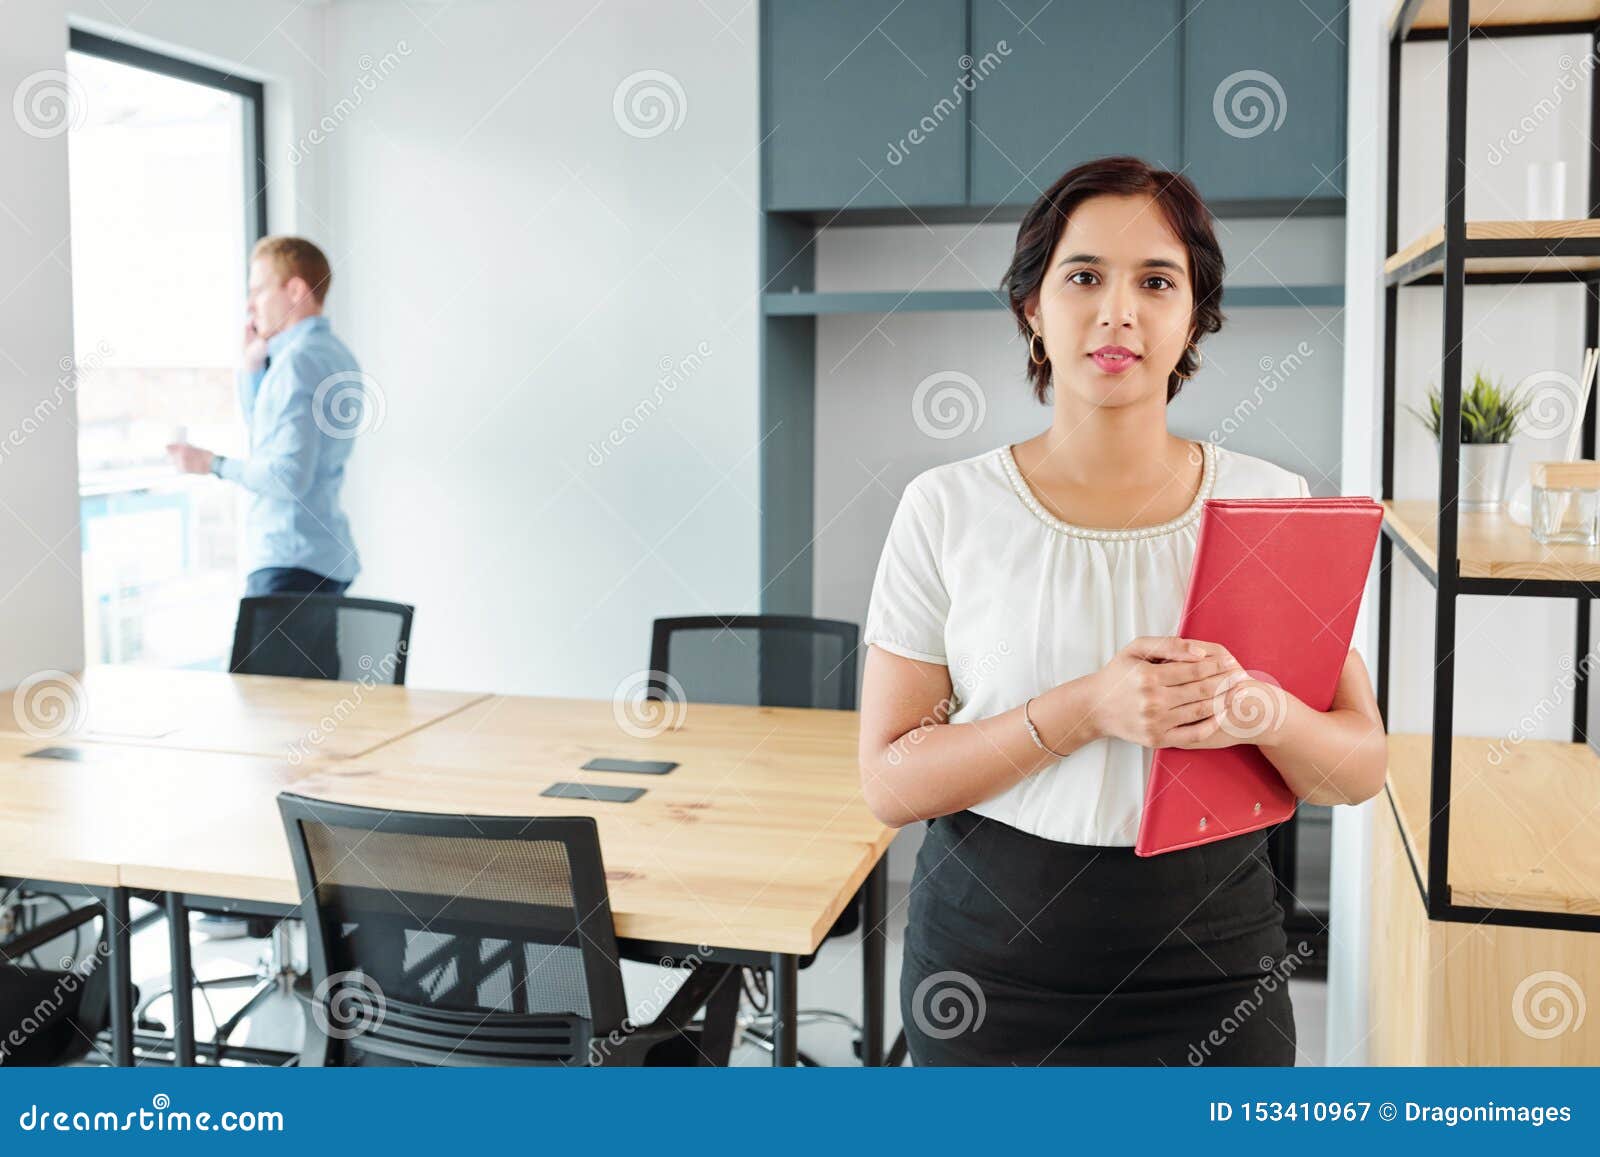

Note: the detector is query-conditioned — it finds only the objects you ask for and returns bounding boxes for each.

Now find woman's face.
[1025,193,1195,409]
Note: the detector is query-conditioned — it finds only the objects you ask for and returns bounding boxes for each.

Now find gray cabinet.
[760,0,1347,214]
[1181,0,1347,203]
[763,0,968,211]
[968,0,1184,207]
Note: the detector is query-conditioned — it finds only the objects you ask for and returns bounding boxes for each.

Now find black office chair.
[646,613,858,711]
[641,614,865,1062]
[277,794,741,1066]
[230,594,414,684]
[0,897,118,1066]
[140,594,417,1057]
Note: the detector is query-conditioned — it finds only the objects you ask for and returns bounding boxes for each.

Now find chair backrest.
[277,793,629,1066]
[230,595,413,684]
[647,614,859,710]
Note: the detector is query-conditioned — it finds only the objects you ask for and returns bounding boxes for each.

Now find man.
[169,236,364,680]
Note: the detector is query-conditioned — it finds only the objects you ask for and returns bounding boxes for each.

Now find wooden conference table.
[0,667,893,1067]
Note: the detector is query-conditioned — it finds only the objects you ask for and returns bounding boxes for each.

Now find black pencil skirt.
[900,808,1299,1066]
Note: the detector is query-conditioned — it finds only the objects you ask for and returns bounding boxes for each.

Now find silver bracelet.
[1023,696,1071,758]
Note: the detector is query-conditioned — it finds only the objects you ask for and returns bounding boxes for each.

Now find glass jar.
[1531,484,1600,545]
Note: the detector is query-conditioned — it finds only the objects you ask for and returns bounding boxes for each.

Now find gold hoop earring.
[1029,332,1048,366]
[1172,343,1203,381]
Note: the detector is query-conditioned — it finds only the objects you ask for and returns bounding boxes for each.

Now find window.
[66,32,266,668]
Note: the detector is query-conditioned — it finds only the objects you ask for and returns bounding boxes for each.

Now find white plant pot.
[1460,442,1513,512]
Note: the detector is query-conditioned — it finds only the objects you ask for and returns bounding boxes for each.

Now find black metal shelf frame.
[1378,0,1600,934]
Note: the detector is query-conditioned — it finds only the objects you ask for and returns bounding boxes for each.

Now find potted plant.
[1405,370,1532,511]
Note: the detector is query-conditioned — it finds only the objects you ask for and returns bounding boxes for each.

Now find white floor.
[126,882,1328,1067]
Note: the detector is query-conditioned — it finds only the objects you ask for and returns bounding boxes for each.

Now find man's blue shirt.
[218,315,362,581]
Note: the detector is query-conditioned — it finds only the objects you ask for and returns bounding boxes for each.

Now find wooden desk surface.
[353,692,867,797]
[0,666,488,762]
[0,736,308,892]
[32,691,889,956]
[284,695,889,953]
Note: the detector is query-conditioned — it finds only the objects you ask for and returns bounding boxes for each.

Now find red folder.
[1134,496,1384,857]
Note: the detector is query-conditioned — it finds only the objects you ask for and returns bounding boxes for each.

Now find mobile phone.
[579,757,677,775]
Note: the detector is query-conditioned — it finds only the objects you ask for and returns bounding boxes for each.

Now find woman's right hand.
[1085,635,1241,748]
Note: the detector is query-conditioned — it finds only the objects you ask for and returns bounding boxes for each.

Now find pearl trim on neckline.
[998,440,1217,541]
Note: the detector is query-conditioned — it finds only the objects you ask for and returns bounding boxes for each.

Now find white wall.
[0,0,328,688]
[2,0,757,698]
[0,3,81,687]
[1326,0,1386,1068]
[321,0,761,696]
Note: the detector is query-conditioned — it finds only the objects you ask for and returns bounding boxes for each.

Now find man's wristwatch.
[210,454,226,478]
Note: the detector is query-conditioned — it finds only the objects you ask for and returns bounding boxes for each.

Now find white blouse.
[863,438,1311,847]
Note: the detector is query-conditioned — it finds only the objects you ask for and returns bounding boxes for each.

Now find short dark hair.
[1000,155,1225,405]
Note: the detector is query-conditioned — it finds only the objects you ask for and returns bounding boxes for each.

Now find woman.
[858,155,1387,1067]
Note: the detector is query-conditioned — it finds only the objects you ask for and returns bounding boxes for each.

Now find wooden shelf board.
[1383,498,1600,582]
[1394,0,1600,36]
[1384,220,1600,281]
[1387,732,1600,916]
